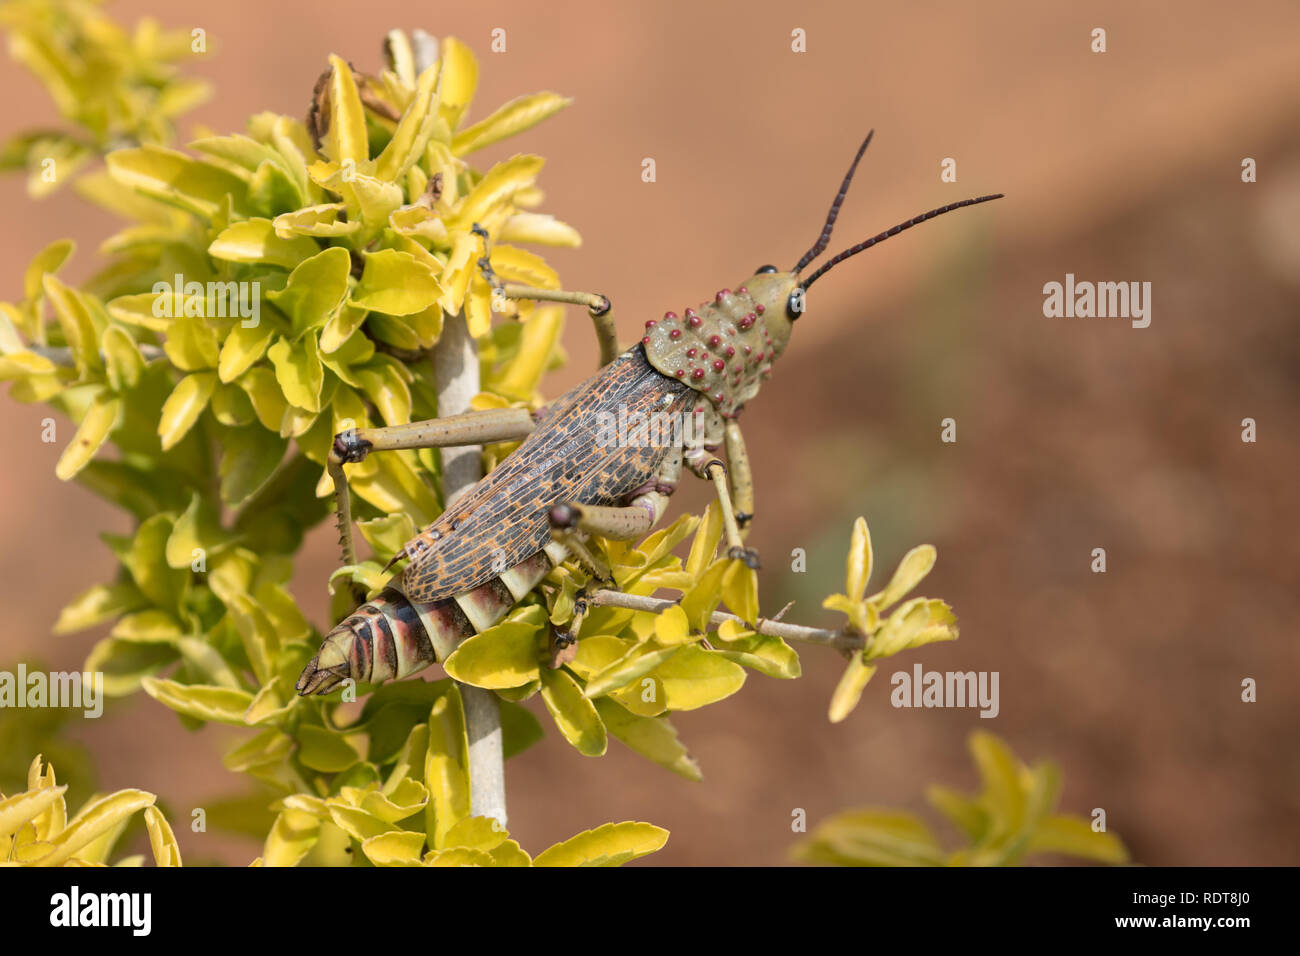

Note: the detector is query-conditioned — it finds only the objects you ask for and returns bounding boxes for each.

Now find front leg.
[473,223,619,368]
[328,406,537,566]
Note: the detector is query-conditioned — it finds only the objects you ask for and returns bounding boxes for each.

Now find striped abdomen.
[295,544,563,696]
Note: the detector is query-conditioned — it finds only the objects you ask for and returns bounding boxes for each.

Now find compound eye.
[786,288,805,321]
[755,264,778,274]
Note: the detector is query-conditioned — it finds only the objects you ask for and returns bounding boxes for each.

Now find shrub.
[1,5,957,866]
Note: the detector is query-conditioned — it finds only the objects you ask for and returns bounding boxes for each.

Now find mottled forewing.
[398,347,693,604]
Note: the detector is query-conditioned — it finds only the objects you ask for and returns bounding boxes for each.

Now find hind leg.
[544,449,681,654]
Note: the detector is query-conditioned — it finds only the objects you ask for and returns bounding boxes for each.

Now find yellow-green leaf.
[442,815,508,852]
[211,381,256,426]
[267,246,351,336]
[272,203,357,238]
[325,804,391,843]
[452,155,544,230]
[970,731,1026,836]
[796,809,945,867]
[32,790,155,867]
[424,687,470,850]
[219,425,287,505]
[165,492,231,568]
[238,367,288,430]
[1028,815,1130,864]
[140,677,255,726]
[106,146,248,220]
[653,604,691,645]
[163,317,219,370]
[685,501,723,579]
[144,806,182,867]
[324,54,369,166]
[209,218,320,270]
[362,829,426,866]
[710,632,801,680]
[533,821,668,867]
[423,846,496,866]
[487,839,532,866]
[262,808,319,867]
[158,371,216,450]
[24,238,75,303]
[436,37,478,131]
[53,582,146,634]
[267,334,323,412]
[43,275,102,373]
[452,92,571,155]
[102,325,144,391]
[298,724,361,773]
[351,249,443,315]
[56,391,120,480]
[582,644,678,700]
[539,666,607,756]
[442,619,542,689]
[846,516,873,602]
[721,560,759,623]
[679,558,729,633]
[593,699,702,782]
[648,645,746,711]
[357,513,418,562]
[110,609,183,642]
[223,728,293,772]
[829,655,877,723]
[374,63,440,182]
[498,212,581,247]
[866,597,931,660]
[871,544,937,610]
[0,786,67,843]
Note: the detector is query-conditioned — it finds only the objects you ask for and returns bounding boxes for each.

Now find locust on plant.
[296,131,1002,695]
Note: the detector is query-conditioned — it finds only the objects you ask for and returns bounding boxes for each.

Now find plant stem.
[433,310,507,829]
[26,344,164,365]
[585,588,865,653]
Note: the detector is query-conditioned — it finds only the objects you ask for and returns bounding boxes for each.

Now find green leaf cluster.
[1,5,963,867]
[254,681,666,867]
[822,517,959,722]
[0,0,211,195]
[1,754,181,866]
[793,731,1131,866]
[437,505,798,779]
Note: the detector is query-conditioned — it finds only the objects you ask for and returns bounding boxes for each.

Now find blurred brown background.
[1,0,1297,865]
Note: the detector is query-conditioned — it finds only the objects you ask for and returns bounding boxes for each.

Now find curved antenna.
[792,130,874,275]
[800,194,1004,290]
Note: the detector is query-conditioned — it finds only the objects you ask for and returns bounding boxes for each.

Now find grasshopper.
[296,131,1002,695]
